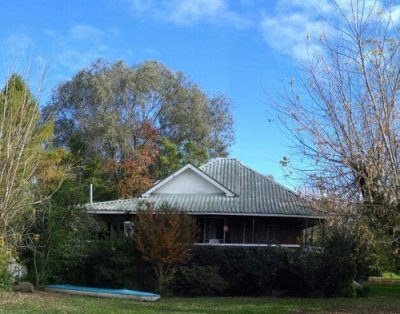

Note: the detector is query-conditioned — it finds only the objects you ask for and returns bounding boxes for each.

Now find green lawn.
[0,283,399,314]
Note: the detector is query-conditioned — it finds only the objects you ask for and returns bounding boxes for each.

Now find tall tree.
[275,0,400,250]
[0,74,55,247]
[45,60,234,198]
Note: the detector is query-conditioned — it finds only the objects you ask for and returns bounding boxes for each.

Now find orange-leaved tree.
[134,202,197,293]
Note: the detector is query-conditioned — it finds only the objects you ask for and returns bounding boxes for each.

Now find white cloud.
[171,0,225,23]
[261,13,325,61]
[56,44,132,74]
[40,25,131,74]
[128,0,251,28]
[260,0,334,61]
[260,0,399,62]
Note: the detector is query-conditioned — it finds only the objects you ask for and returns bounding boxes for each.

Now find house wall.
[154,169,224,194]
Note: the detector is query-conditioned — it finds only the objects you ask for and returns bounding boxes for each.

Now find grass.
[0,282,399,314]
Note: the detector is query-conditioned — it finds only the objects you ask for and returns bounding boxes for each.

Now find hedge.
[173,232,363,297]
[42,231,366,297]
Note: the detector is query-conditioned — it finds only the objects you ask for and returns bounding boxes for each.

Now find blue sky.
[0,0,364,188]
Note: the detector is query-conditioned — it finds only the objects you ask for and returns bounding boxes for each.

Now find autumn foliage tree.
[134,202,197,293]
[105,121,160,198]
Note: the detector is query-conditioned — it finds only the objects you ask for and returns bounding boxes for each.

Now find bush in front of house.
[83,236,157,292]
[38,223,366,298]
[295,231,357,297]
[172,265,229,296]
[172,231,364,297]
[45,235,157,292]
[173,246,304,296]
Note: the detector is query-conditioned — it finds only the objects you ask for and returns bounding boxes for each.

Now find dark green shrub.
[45,234,157,292]
[173,233,363,298]
[298,232,357,297]
[177,246,303,296]
[29,206,100,287]
[83,236,157,291]
[37,218,366,298]
[173,266,229,296]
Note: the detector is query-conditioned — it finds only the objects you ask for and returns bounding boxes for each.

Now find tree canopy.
[45,60,234,199]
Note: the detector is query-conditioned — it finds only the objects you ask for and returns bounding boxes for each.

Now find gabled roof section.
[88,158,324,218]
[200,158,297,197]
[142,164,235,197]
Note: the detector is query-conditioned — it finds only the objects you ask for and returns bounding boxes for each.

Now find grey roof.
[88,158,322,218]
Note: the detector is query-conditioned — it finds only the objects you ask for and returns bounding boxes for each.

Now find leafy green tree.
[155,138,184,178]
[28,198,99,288]
[153,138,208,179]
[27,150,103,288]
[182,141,209,167]
[44,60,234,199]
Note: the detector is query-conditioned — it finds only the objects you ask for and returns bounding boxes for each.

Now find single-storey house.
[87,158,324,247]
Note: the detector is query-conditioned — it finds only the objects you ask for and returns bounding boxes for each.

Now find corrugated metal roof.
[87,158,322,218]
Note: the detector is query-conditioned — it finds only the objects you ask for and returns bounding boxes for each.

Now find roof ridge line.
[200,157,238,169]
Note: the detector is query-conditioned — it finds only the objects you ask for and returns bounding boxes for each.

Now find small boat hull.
[45,284,160,302]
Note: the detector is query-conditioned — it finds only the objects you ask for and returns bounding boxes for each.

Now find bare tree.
[275,0,400,243]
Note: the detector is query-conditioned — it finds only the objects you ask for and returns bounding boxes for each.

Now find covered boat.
[45,284,160,302]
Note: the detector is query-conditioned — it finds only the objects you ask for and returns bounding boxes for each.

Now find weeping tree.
[45,60,234,199]
[275,0,400,269]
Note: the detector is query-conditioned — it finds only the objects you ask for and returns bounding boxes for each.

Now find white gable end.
[142,164,235,197]
[154,168,223,194]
